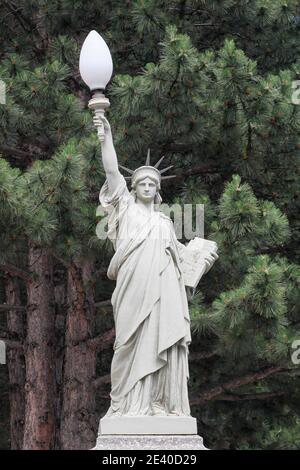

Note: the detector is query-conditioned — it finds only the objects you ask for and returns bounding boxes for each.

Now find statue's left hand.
[204,251,219,274]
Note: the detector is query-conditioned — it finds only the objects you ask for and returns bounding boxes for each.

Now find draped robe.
[99,175,192,416]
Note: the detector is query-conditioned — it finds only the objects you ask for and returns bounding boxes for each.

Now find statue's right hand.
[93,115,111,132]
[101,115,111,133]
[93,115,111,135]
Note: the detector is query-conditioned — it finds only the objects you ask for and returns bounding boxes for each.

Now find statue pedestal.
[93,416,208,450]
[100,415,197,434]
[93,434,207,450]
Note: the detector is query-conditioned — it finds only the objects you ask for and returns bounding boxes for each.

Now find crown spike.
[154,155,165,168]
[145,148,151,166]
[160,164,174,174]
[119,164,134,174]
[161,175,177,180]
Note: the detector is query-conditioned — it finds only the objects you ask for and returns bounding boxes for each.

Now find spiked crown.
[119,149,176,189]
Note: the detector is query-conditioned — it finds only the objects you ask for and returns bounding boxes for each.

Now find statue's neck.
[136,199,155,214]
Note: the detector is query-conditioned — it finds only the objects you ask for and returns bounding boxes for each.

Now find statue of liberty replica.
[93,115,218,450]
[78,29,218,449]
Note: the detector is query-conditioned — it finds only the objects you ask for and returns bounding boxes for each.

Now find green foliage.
[218,175,260,240]
[0,0,299,450]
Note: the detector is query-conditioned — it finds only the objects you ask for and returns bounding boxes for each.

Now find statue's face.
[135,177,157,203]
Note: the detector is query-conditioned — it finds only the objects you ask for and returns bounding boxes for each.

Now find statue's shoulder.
[158,211,172,222]
[118,191,135,208]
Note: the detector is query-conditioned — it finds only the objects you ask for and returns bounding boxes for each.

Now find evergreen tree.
[0,0,299,449]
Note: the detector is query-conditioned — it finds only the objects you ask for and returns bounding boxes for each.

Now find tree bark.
[5,275,25,450]
[23,243,57,450]
[53,262,67,450]
[60,258,97,450]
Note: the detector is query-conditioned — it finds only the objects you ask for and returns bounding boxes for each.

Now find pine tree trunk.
[60,258,97,450]
[23,243,57,450]
[53,262,67,449]
[5,276,25,450]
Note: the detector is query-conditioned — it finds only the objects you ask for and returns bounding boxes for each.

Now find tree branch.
[49,251,71,269]
[94,300,112,308]
[0,304,25,311]
[175,163,219,180]
[93,374,111,390]
[0,263,32,282]
[88,328,115,351]
[94,269,110,279]
[191,366,285,405]
[2,1,32,33]
[0,328,23,350]
[0,338,23,350]
[0,145,35,160]
[189,350,218,361]
[211,391,285,402]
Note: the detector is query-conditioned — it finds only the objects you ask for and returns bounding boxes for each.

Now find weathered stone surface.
[93,434,208,450]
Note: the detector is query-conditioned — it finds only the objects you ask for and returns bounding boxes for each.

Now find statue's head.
[119,149,176,205]
[133,175,159,203]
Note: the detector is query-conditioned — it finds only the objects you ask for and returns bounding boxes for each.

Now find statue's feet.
[105,410,122,418]
[167,409,189,416]
[151,403,167,416]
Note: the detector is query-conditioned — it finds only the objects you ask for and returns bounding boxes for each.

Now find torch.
[79,30,113,141]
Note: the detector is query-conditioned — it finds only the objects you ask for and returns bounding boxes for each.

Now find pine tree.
[0,0,299,449]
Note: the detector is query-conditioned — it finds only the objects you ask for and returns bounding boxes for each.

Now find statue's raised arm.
[94,115,122,195]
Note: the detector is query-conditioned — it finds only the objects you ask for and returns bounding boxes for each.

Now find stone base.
[93,435,208,450]
[99,415,197,435]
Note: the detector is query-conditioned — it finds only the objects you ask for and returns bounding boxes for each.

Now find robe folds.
[99,174,192,416]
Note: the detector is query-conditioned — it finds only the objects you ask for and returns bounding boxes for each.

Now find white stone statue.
[96,116,218,421]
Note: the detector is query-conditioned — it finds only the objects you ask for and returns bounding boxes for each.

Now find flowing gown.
[99,174,192,416]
